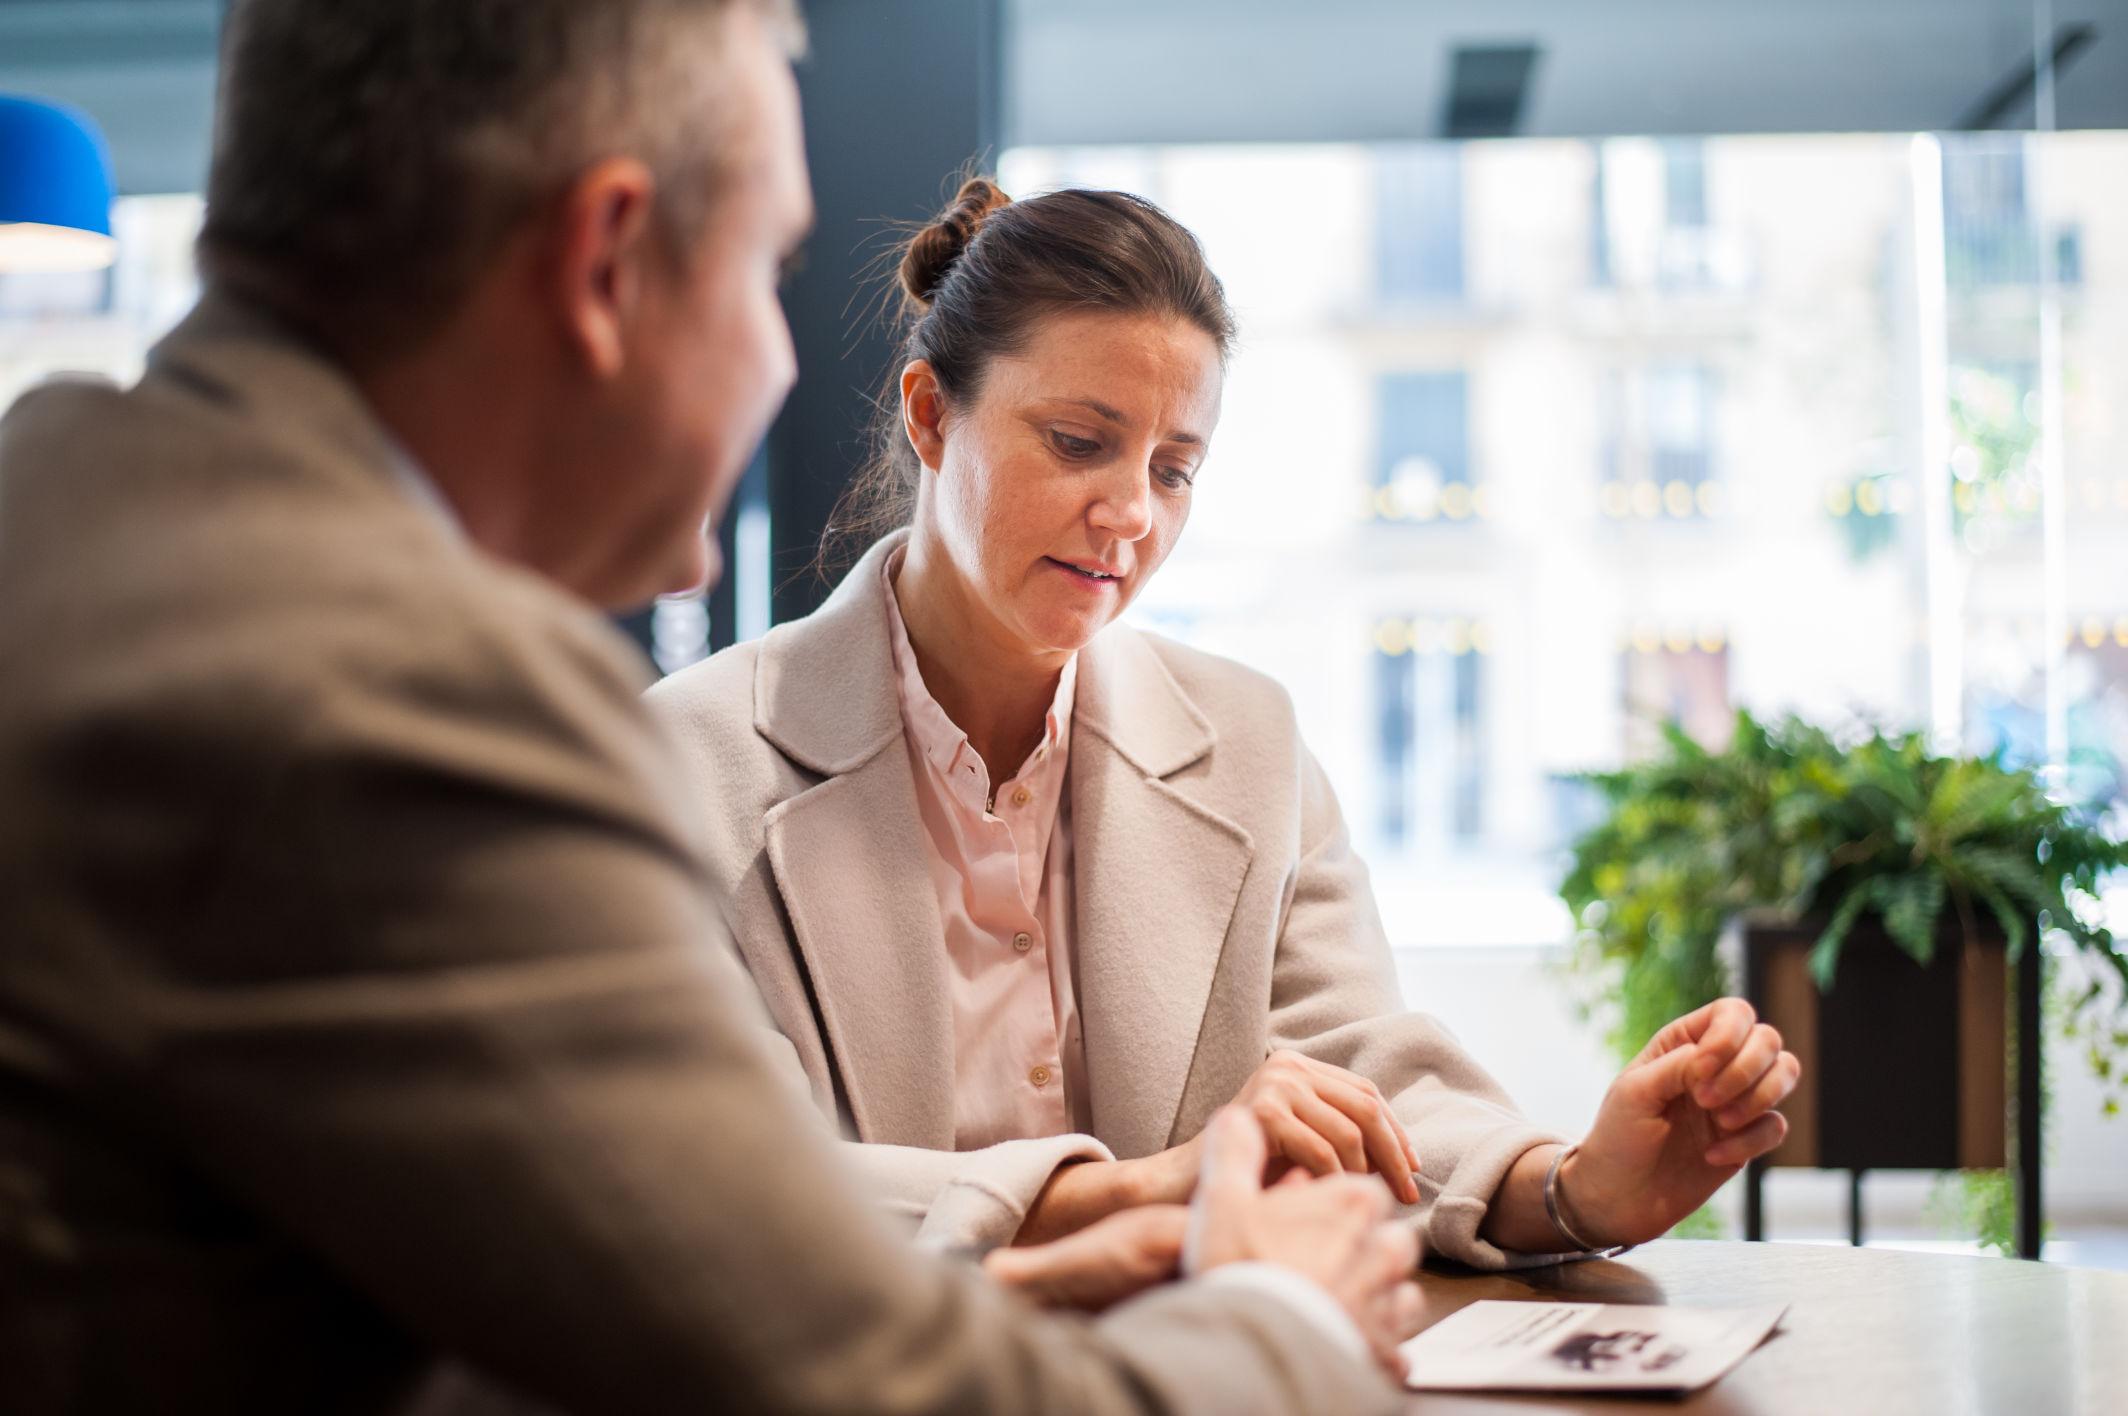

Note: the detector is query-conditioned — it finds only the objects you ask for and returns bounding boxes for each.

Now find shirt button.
[1028,1065,1052,1088]
[1010,786,1032,807]
[1012,931,1032,952]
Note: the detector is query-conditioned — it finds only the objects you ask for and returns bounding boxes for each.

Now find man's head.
[202,0,813,609]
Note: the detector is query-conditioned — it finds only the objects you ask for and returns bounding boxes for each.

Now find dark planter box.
[1741,909,2044,1258]
[1743,914,2011,1171]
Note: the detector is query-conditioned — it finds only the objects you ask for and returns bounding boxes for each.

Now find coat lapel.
[1071,629,1255,1159]
[755,535,955,1148]
[764,748,955,1147]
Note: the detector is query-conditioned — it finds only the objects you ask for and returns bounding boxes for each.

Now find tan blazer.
[0,294,1397,1416]
[647,532,1563,1263]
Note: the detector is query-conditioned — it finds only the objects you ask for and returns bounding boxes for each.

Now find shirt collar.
[880,545,1077,784]
[383,436,462,539]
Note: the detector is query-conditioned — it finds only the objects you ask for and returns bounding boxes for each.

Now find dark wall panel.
[767,0,1000,624]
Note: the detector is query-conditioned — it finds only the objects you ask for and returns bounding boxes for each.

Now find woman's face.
[911,308,1224,657]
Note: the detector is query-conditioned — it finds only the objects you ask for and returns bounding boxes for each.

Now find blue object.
[0,93,117,271]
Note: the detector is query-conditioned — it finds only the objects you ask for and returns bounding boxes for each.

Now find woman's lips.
[1044,556,1124,589]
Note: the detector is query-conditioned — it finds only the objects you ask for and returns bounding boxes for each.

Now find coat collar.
[752,533,907,777]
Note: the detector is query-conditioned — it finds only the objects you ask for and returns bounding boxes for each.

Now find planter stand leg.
[2016,939,2044,1261]
[1849,1169,1865,1248]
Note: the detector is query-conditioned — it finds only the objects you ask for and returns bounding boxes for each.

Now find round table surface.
[1402,1240,2128,1414]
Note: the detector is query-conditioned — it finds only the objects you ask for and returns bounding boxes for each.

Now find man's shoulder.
[2,360,658,787]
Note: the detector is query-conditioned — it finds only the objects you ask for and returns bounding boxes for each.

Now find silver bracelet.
[1543,1143,1632,1256]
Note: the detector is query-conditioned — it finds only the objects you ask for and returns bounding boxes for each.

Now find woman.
[649,179,1799,1274]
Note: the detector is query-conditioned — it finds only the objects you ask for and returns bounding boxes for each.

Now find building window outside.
[1373,370,1476,521]
[1622,638,1733,761]
[1648,362,1717,490]
[1375,146,1464,303]
[1942,136,2083,291]
[1375,619,1486,853]
[1599,363,1721,520]
[998,131,2128,960]
[1663,139,1709,229]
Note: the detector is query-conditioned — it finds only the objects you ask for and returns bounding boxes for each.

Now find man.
[0,2,1420,1413]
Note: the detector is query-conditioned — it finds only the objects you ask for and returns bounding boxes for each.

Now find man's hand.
[1561,998,1800,1248]
[983,1205,1188,1312]
[1186,1107,1424,1381]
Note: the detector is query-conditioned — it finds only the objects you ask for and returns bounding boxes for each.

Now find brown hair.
[201,0,804,362]
[820,176,1236,572]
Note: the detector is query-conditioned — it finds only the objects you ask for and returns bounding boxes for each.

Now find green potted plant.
[1559,710,2128,1250]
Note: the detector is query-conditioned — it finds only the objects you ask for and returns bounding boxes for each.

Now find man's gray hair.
[201,0,804,358]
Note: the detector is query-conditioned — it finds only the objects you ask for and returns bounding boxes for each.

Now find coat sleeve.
[119,600,1400,1416]
[1267,746,1582,1271]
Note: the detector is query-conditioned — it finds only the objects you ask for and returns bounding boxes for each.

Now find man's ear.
[901,360,948,472]
[552,157,658,379]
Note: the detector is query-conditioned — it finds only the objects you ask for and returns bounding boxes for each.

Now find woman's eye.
[1157,467,1196,490]
[1051,431,1101,458]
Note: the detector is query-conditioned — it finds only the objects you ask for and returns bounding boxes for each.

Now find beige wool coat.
[647,532,1567,1264]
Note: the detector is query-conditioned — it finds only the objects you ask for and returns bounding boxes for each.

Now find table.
[1403,1240,2128,1414]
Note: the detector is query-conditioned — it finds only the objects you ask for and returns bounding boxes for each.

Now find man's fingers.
[1351,1216,1421,1290]
[1698,1023,1783,1109]
[1390,1280,1426,1340]
[1714,1051,1801,1131]
[1198,1106,1269,1197]
[1705,1110,1788,1168]
[1347,1229,1421,1383]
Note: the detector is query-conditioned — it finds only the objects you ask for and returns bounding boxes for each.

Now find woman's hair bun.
[899,176,1011,309]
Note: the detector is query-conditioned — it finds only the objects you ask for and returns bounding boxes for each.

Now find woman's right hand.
[1193,1050,1422,1205]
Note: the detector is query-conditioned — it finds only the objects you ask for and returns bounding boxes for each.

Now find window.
[1647,363,1717,490]
[1590,137,1738,292]
[1663,139,1708,229]
[1598,364,1721,520]
[1622,635,1732,761]
[1375,619,1486,853]
[1942,136,2083,291]
[1375,146,1464,302]
[1373,370,1473,521]
[1000,132,2128,957]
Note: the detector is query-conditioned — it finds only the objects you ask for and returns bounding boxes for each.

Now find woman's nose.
[1089,461,1154,540]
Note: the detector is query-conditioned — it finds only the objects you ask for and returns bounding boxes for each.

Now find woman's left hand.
[1556,998,1801,1249]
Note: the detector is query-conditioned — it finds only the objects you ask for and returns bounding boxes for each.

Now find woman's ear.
[900,360,948,472]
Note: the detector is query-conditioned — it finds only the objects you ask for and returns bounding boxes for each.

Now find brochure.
[1400,1300,1787,1394]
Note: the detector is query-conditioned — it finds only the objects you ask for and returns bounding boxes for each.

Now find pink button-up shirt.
[882,550,1086,1151]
